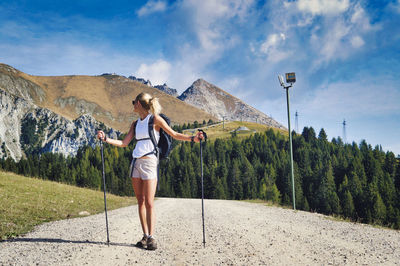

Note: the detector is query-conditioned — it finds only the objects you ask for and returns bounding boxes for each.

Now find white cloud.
[161,0,255,91]
[260,33,285,53]
[265,1,380,67]
[297,0,350,15]
[301,80,400,118]
[179,0,254,51]
[259,33,291,62]
[136,59,171,86]
[394,0,400,14]
[0,41,141,76]
[137,0,167,17]
[308,3,379,65]
[350,3,376,32]
[350,35,364,48]
[0,21,32,39]
[315,19,350,62]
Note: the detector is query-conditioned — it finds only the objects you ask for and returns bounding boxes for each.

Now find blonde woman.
[97,92,204,250]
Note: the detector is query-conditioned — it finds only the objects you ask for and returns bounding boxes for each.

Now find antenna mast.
[342,119,347,144]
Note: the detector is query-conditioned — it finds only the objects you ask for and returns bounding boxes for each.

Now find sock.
[144,233,149,238]
[148,235,153,239]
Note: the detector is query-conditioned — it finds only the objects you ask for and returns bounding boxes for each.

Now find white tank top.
[132,114,160,159]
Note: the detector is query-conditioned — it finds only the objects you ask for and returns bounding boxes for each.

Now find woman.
[97,92,203,250]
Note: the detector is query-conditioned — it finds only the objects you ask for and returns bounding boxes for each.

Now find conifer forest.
[2,127,400,229]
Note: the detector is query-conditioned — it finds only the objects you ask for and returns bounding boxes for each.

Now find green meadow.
[0,171,136,240]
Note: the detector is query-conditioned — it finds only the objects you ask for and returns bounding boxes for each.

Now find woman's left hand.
[194,131,204,142]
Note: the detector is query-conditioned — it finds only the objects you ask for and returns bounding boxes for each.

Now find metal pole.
[100,140,110,245]
[286,87,296,210]
[200,139,206,248]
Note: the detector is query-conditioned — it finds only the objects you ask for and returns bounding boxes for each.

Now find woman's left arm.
[154,115,203,143]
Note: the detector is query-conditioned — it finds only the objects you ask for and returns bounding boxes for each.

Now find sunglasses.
[132,100,136,106]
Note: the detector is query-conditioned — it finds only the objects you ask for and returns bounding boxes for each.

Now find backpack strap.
[134,116,157,156]
[133,120,138,137]
[148,115,160,190]
[147,115,159,157]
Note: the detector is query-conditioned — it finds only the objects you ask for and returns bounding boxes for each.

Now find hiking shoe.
[146,237,157,250]
[135,235,148,248]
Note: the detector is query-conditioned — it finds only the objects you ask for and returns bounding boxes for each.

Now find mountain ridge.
[0,63,216,132]
[178,78,284,129]
[0,63,285,160]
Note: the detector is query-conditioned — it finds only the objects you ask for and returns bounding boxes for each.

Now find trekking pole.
[198,129,207,248]
[100,139,110,246]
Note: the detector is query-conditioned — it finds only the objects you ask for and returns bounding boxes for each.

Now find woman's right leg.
[132,177,148,235]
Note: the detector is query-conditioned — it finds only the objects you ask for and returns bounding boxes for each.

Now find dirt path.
[1,198,399,265]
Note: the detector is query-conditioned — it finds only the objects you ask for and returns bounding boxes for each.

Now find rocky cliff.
[153,83,178,97]
[178,79,285,129]
[0,89,120,161]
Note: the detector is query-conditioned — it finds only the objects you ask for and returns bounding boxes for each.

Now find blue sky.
[1,0,400,155]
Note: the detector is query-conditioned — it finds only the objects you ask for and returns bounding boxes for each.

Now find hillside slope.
[0,171,134,240]
[0,64,216,132]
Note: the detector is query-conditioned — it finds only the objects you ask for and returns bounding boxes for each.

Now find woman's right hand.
[97,130,106,141]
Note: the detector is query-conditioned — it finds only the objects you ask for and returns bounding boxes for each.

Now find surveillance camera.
[278,75,284,86]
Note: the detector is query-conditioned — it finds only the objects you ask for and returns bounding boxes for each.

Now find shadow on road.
[3,237,135,248]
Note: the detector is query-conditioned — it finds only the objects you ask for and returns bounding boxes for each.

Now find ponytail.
[135,92,162,115]
[149,97,162,115]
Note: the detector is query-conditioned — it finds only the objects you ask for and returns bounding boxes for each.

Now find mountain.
[0,63,285,161]
[0,64,216,133]
[0,63,215,161]
[128,75,152,87]
[0,89,120,161]
[178,79,285,129]
[153,83,178,97]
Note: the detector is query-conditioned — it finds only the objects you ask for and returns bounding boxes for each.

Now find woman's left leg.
[143,178,158,236]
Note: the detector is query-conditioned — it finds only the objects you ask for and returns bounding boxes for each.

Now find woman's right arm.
[97,121,136,148]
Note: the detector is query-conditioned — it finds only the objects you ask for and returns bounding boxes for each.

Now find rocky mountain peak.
[128,75,152,86]
[154,83,178,97]
[178,79,285,129]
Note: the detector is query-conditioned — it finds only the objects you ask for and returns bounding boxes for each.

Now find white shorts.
[130,157,158,180]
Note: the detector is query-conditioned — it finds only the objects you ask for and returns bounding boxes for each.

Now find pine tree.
[338,175,355,218]
[241,157,256,199]
[260,165,281,203]
[315,161,341,214]
[367,183,386,224]
[229,159,243,200]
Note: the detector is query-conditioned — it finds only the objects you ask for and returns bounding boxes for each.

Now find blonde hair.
[136,92,162,115]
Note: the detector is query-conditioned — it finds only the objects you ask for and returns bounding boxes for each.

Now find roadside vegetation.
[0,171,135,240]
[1,124,399,230]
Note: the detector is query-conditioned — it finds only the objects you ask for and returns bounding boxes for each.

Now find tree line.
[1,127,399,229]
[172,119,214,133]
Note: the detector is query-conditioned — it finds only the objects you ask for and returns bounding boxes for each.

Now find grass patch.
[0,171,136,240]
[183,121,287,141]
[242,199,282,208]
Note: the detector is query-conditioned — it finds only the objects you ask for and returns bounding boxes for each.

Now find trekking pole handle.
[96,129,107,142]
[197,129,207,142]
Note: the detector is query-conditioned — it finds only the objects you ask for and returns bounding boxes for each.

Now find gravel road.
[1,198,399,265]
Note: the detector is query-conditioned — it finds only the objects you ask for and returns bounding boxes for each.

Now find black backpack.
[148,114,172,160]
